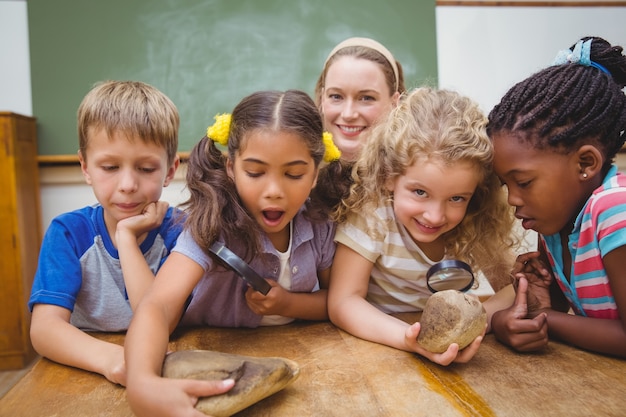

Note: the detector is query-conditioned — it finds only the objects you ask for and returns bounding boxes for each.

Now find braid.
[488,36,626,167]
[589,37,626,87]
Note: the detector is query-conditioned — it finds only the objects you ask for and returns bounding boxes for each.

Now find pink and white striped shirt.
[541,166,626,319]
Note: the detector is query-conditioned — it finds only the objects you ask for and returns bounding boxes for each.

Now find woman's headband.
[324,37,399,92]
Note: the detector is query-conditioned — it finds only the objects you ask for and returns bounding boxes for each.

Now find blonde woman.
[315,37,406,161]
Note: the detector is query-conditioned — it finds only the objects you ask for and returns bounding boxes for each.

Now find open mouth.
[262,210,285,225]
[515,213,536,230]
[520,218,536,230]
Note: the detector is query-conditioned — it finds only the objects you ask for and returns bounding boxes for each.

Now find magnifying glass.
[209,242,272,295]
[426,260,475,293]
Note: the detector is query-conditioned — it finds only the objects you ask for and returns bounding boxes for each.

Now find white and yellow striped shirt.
[335,201,437,313]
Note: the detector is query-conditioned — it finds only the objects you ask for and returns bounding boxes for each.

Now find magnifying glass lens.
[426,260,475,293]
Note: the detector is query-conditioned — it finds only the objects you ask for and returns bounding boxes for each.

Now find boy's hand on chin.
[117,201,170,239]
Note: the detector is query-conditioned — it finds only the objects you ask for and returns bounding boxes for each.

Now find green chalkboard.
[29,0,436,156]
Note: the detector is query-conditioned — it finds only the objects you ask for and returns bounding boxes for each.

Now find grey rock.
[417,290,486,353]
[162,350,300,416]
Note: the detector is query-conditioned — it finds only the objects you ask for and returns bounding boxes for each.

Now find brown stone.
[417,290,487,353]
[162,350,300,417]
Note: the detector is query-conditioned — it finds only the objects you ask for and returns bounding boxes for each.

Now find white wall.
[0,0,32,116]
[436,5,626,114]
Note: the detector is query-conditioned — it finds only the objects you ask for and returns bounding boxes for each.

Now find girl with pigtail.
[489,36,626,358]
[125,89,342,417]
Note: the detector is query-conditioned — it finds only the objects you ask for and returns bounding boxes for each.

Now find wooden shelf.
[0,112,41,370]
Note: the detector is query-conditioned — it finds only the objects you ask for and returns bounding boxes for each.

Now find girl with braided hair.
[489,36,626,358]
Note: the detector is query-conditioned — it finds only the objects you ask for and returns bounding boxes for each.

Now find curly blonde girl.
[335,87,518,290]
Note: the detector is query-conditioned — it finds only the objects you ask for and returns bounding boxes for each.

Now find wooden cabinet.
[0,112,41,370]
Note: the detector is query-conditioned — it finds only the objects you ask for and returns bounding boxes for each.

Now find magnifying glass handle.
[209,242,272,295]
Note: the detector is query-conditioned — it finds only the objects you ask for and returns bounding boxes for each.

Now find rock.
[162,350,300,417]
[417,290,486,353]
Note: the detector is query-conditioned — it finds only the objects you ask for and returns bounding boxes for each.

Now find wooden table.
[1,314,625,417]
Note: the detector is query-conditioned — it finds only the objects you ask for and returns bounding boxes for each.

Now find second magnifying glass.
[426,259,475,293]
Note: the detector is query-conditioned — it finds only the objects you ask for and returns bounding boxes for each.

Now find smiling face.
[321,56,398,161]
[388,158,480,255]
[79,128,178,235]
[227,129,319,251]
[491,131,590,236]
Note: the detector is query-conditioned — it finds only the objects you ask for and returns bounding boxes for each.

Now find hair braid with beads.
[487,36,626,172]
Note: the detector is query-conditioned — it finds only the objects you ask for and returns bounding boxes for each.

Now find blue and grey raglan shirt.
[28,204,183,332]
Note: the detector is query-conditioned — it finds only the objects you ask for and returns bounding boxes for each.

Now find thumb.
[184,378,235,401]
[512,276,529,319]
[142,202,157,215]
[406,321,421,340]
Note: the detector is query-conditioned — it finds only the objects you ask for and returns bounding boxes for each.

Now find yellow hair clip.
[206,113,231,146]
[323,132,341,162]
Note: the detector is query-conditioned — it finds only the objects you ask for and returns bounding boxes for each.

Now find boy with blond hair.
[29,80,182,386]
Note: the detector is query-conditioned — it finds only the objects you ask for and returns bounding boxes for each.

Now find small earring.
[582,172,588,179]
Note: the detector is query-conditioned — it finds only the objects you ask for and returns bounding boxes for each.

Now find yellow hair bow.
[206,113,231,146]
[323,132,341,162]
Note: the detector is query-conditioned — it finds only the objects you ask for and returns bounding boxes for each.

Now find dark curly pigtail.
[308,159,354,222]
[182,136,261,261]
